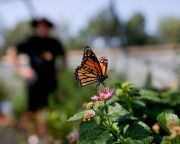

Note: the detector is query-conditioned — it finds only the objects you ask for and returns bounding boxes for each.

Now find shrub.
[69,81,180,144]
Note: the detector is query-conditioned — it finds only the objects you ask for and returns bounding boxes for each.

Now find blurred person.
[6,18,66,112]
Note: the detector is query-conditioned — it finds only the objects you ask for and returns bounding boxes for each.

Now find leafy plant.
[69,81,180,144]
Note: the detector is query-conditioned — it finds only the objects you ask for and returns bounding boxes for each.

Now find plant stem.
[118,134,125,144]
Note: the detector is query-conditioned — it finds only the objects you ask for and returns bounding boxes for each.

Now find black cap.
[31,18,54,28]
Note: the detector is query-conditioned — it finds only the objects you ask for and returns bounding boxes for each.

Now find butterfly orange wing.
[81,47,102,76]
[99,57,108,76]
[75,66,98,86]
[74,46,108,87]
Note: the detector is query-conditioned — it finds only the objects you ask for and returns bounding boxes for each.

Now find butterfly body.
[74,46,108,87]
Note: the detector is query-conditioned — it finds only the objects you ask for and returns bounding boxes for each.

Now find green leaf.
[121,81,133,92]
[116,88,123,97]
[106,95,119,104]
[124,137,153,144]
[107,102,130,122]
[78,121,110,144]
[161,136,180,144]
[133,100,146,107]
[68,110,94,122]
[137,121,151,132]
[140,90,161,102]
[157,112,180,134]
[124,122,153,144]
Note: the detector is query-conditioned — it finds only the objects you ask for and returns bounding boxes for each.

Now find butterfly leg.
[102,82,106,87]
[94,83,100,94]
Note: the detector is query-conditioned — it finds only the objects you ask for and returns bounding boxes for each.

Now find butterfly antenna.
[103,82,106,87]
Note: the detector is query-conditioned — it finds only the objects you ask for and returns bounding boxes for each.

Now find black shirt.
[17,36,65,81]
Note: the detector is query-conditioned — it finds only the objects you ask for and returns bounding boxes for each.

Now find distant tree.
[157,17,180,43]
[63,7,123,49]
[0,21,32,55]
[124,13,149,46]
[64,29,89,50]
[86,7,123,47]
[5,21,32,45]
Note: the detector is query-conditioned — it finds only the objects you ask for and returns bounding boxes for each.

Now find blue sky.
[0,0,180,35]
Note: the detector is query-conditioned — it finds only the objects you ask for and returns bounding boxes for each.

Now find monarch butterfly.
[74,46,108,87]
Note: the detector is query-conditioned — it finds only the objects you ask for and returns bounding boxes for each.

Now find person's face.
[35,22,50,38]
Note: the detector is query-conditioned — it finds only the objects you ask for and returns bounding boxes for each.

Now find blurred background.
[0,0,180,143]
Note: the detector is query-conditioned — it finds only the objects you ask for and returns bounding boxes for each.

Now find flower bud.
[95,102,101,109]
[86,102,94,109]
[83,111,95,121]
[122,81,133,91]
[152,123,160,133]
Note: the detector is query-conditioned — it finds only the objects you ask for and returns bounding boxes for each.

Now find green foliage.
[3,7,180,53]
[158,17,180,43]
[124,122,153,144]
[46,69,95,140]
[68,110,94,122]
[107,102,130,122]
[87,7,122,44]
[47,109,72,139]
[124,13,147,46]
[1,9,163,52]
[140,90,160,102]
[0,79,26,114]
[12,87,27,115]
[161,138,180,144]
[57,69,94,113]
[78,121,110,144]
[64,36,86,50]
[0,21,32,55]
[157,113,179,134]
[124,13,158,46]
[0,81,9,102]
[63,6,123,49]
[69,81,179,143]
[5,21,32,45]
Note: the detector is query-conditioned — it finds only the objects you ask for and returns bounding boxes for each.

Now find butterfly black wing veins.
[74,46,108,87]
